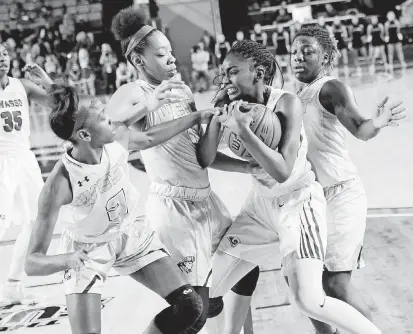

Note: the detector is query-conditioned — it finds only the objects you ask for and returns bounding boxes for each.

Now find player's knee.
[155,285,203,334]
[207,296,224,318]
[293,287,325,317]
[230,266,259,296]
[324,275,350,300]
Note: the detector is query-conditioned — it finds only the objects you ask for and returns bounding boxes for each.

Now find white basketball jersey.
[298,76,358,188]
[136,80,210,189]
[0,77,30,154]
[252,86,315,197]
[61,141,140,243]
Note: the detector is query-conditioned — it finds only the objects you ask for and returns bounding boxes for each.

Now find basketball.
[223,104,282,161]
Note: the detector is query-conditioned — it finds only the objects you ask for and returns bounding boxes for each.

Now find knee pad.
[155,285,203,334]
[207,296,224,319]
[231,266,259,296]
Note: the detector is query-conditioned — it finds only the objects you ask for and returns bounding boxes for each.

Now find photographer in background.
[191,42,210,93]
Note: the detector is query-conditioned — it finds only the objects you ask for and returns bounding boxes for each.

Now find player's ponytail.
[48,84,78,141]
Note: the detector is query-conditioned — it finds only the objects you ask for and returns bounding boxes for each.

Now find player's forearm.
[238,127,290,183]
[25,253,70,276]
[355,119,381,141]
[209,152,249,173]
[197,117,221,168]
[117,101,151,128]
[130,111,202,150]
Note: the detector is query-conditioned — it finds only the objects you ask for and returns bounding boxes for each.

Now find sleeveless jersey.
[371,23,383,46]
[298,76,358,188]
[251,87,315,197]
[253,32,266,45]
[0,77,30,154]
[351,23,364,48]
[136,80,210,189]
[275,32,289,55]
[61,141,140,243]
[387,20,401,44]
[333,24,347,49]
[218,42,228,59]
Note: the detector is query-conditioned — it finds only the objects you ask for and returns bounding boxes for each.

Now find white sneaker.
[0,282,38,307]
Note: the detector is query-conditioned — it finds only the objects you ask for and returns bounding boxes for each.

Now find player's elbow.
[131,134,154,151]
[197,151,215,169]
[271,170,290,183]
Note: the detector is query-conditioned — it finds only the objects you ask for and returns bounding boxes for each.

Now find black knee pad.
[182,286,208,334]
[207,296,224,318]
[231,266,260,296]
[155,285,203,334]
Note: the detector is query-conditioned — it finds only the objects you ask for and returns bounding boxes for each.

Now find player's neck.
[0,75,9,90]
[70,145,103,165]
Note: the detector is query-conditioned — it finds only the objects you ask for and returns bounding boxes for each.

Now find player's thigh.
[66,293,102,334]
[0,157,19,229]
[129,256,188,299]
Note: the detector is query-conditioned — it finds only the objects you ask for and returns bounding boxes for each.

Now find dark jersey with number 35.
[0,77,30,153]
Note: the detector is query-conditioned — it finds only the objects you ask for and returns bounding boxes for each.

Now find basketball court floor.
[0,67,412,333]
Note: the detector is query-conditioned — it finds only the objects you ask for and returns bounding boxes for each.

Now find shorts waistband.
[253,173,314,198]
[149,182,211,201]
[323,177,360,192]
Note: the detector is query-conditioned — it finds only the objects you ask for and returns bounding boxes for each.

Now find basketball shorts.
[145,183,232,287]
[219,180,327,267]
[0,150,43,230]
[323,177,367,272]
[61,216,169,295]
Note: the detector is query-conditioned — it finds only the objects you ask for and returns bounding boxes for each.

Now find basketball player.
[348,17,369,77]
[25,84,219,334]
[272,24,291,81]
[0,43,56,306]
[107,7,251,332]
[250,23,268,47]
[331,17,350,78]
[201,40,381,334]
[291,25,406,334]
[367,16,387,75]
[384,11,407,74]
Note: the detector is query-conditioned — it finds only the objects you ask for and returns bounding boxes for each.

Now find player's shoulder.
[41,159,73,205]
[277,91,302,114]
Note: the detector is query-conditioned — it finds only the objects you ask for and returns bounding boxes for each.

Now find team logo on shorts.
[63,269,72,281]
[227,236,241,248]
[177,256,195,274]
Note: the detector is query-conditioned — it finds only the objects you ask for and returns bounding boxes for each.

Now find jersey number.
[1,111,22,132]
[106,189,128,222]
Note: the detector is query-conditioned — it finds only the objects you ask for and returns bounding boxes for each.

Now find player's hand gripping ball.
[220,100,282,161]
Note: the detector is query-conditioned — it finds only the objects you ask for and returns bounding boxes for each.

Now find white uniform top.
[251,86,315,197]
[136,80,210,189]
[0,77,31,154]
[60,141,140,243]
[298,76,358,188]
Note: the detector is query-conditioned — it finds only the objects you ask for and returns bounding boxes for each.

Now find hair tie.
[125,25,155,61]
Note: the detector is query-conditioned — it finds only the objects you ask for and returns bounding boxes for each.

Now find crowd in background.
[2,0,411,97]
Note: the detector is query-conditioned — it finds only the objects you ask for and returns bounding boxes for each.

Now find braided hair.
[213,40,283,106]
[229,40,282,87]
[295,25,341,72]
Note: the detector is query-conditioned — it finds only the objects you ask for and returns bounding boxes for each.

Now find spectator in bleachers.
[4,38,17,61]
[115,61,132,88]
[276,2,292,24]
[191,42,210,93]
[99,43,117,95]
[325,3,337,18]
[127,61,138,82]
[201,30,216,68]
[11,59,22,79]
[78,47,96,96]
[44,54,61,80]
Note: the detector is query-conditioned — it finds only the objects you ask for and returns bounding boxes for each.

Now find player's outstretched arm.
[319,79,406,141]
[107,78,187,127]
[25,161,79,276]
[20,64,54,109]
[223,95,302,183]
[116,108,219,151]
[197,115,223,168]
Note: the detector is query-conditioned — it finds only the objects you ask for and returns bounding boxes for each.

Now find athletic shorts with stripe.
[60,216,169,295]
[0,151,43,234]
[324,177,367,272]
[145,183,232,287]
[219,180,327,267]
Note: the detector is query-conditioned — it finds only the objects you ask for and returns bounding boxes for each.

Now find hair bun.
[111,6,147,41]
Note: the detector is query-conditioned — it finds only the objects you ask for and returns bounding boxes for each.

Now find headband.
[125,25,155,61]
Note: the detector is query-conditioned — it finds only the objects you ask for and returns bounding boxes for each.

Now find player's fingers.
[387,121,400,127]
[391,106,406,115]
[391,111,407,121]
[377,96,389,108]
[389,101,404,111]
